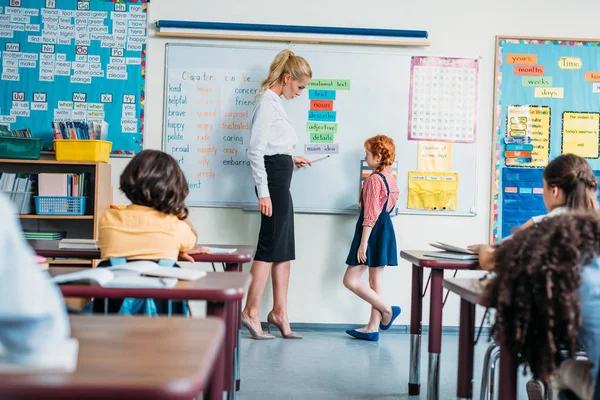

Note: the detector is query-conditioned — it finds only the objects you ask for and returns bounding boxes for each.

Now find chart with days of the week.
[0,0,146,154]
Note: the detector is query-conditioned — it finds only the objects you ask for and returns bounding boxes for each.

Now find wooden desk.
[28,239,101,260]
[35,243,255,395]
[190,245,255,272]
[400,250,479,399]
[30,241,255,272]
[0,315,224,400]
[49,268,251,400]
[443,278,517,400]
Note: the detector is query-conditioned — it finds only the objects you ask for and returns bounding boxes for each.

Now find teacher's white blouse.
[248,89,298,198]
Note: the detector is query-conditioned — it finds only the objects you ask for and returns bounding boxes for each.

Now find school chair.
[558,357,600,400]
[479,341,500,400]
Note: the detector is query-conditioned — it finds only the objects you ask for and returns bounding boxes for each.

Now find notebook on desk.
[203,246,237,254]
[428,241,475,255]
[51,261,207,288]
[423,252,479,260]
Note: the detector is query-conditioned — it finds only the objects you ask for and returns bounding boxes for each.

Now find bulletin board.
[0,0,147,155]
[491,36,600,242]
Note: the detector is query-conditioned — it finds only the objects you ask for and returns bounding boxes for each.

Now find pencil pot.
[0,137,43,160]
[35,196,87,216]
[54,140,112,163]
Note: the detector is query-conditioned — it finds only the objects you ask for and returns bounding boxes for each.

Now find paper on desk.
[0,338,79,373]
[203,247,237,254]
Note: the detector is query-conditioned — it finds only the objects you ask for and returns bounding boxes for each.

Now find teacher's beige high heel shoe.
[267,312,303,339]
[241,313,275,340]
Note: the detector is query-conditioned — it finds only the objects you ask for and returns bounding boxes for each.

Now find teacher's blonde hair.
[258,49,312,96]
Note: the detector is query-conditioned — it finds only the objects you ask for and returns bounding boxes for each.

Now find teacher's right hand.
[258,196,272,217]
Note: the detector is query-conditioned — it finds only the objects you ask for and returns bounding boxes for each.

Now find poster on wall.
[0,0,147,155]
[408,56,479,143]
[491,37,600,242]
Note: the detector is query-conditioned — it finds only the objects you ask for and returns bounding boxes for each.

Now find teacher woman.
[241,49,312,340]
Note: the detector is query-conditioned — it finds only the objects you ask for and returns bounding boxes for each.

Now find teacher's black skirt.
[254,154,295,263]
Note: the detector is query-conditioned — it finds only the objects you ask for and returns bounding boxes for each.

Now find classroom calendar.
[408,56,479,143]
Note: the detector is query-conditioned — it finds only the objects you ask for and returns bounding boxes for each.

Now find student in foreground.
[95,149,210,315]
[342,135,401,341]
[485,212,600,400]
[0,195,72,366]
[470,154,599,270]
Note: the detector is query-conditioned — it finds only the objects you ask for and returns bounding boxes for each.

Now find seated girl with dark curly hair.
[485,212,600,400]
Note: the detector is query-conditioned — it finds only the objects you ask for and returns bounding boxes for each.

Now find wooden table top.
[443,278,492,307]
[400,250,480,270]
[30,240,255,264]
[190,245,255,264]
[0,315,224,400]
[49,268,252,302]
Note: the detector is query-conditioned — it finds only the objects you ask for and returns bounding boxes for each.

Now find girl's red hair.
[359,135,396,207]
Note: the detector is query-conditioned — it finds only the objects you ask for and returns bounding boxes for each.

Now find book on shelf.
[58,239,99,250]
[23,231,67,240]
[38,173,88,197]
[50,261,207,288]
[0,172,35,194]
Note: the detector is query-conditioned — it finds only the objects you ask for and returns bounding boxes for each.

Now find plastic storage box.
[54,140,112,163]
[0,137,43,160]
[34,196,87,216]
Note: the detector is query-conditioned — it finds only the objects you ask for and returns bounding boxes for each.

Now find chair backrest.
[558,357,600,400]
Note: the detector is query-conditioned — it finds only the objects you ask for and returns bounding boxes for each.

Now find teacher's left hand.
[293,156,312,168]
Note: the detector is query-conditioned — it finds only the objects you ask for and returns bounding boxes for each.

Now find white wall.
[109,0,600,327]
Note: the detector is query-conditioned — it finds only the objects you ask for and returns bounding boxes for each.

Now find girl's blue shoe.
[379,305,401,330]
[345,329,379,341]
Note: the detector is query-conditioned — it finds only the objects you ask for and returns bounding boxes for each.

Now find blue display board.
[0,0,146,155]
[492,37,600,241]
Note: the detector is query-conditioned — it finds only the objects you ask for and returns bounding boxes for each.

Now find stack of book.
[58,239,99,250]
[23,231,67,241]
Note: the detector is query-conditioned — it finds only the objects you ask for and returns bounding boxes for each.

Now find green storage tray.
[0,137,43,160]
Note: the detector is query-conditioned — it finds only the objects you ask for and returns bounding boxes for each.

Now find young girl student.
[343,135,401,341]
[485,212,600,400]
[94,150,210,315]
[470,153,599,270]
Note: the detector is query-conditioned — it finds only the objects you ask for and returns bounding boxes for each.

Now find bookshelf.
[0,157,111,258]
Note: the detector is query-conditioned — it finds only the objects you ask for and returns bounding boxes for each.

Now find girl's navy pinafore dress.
[345,172,398,267]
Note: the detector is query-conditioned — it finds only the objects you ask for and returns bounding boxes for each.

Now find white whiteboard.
[163,43,478,215]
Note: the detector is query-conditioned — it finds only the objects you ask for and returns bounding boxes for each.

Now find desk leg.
[224,262,243,272]
[427,268,444,400]
[498,339,517,400]
[456,298,475,400]
[409,264,424,396]
[225,261,243,392]
[207,301,236,400]
[205,332,225,400]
